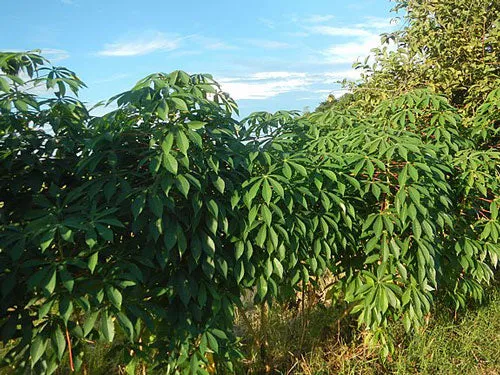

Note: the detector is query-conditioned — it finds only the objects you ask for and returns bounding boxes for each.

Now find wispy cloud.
[304,15,335,23]
[42,48,70,61]
[192,36,238,51]
[323,70,362,82]
[246,72,308,80]
[318,34,381,64]
[284,31,310,37]
[243,38,291,49]
[218,70,359,100]
[355,16,396,30]
[60,0,75,4]
[97,32,183,56]
[306,26,373,37]
[220,77,309,100]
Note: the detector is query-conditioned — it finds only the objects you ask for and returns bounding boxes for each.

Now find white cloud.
[60,0,74,4]
[307,26,373,37]
[323,70,362,81]
[355,16,396,30]
[41,48,70,61]
[192,36,238,51]
[97,32,182,56]
[319,34,381,64]
[304,15,335,23]
[243,39,291,49]
[220,78,309,100]
[219,71,313,99]
[304,15,397,40]
[248,72,307,80]
[314,88,350,97]
[218,70,359,100]
[285,31,310,37]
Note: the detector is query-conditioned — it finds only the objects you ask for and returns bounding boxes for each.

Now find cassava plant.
[0,46,498,375]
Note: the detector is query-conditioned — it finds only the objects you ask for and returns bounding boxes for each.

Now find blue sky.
[3,0,400,116]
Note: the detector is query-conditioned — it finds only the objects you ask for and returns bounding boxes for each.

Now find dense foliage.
[319,0,500,114]
[0,1,499,374]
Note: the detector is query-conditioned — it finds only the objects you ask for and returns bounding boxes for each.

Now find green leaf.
[162,133,174,154]
[235,241,245,260]
[264,258,273,278]
[101,311,115,342]
[408,187,421,205]
[175,175,190,197]
[83,311,99,336]
[289,162,307,177]
[59,269,74,292]
[412,220,422,239]
[213,177,225,194]
[53,326,66,360]
[206,332,219,353]
[261,205,272,226]
[206,199,218,218]
[44,268,57,294]
[373,216,383,238]
[171,97,188,111]
[148,194,163,218]
[96,223,113,242]
[88,252,99,274]
[40,231,54,252]
[163,153,179,174]
[30,335,47,368]
[85,230,98,249]
[256,224,267,247]
[131,194,146,219]
[273,258,284,279]
[0,76,10,92]
[234,261,244,283]
[105,285,122,310]
[157,100,169,120]
[59,297,73,324]
[282,163,292,179]
[187,121,207,130]
[257,275,268,300]
[38,299,55,319]
[491,201,498,220]
[117,312,134,341]
[176,130,190,155]
[59,226,73,242]
[262,179,272,204]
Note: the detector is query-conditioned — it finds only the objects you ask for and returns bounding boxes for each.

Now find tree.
[345,0,500,116]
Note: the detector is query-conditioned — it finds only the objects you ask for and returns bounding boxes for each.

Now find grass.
[238,285,500,374]
[1,286,499,374]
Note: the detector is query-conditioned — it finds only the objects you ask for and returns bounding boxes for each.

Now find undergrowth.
[237,283,500,375]
[1,284,498,374]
